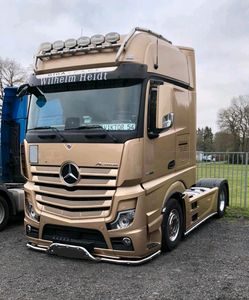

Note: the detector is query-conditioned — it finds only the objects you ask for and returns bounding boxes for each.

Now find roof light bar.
[36,31,122,63]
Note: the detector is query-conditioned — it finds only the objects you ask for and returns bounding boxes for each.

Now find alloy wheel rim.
[167,209,180,242]
[0,202,5,224]
[219,190,226,212]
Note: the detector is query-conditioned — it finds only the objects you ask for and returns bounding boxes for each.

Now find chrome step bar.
[27,242,161,265]
[184,212,217,235]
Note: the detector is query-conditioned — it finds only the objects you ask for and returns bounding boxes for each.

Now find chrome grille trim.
[33,185,115,198]
[32,175,117,187]
[42,205,110,218]
[36,194,112,210]
[30,165,118,217]
[31,166,118,177]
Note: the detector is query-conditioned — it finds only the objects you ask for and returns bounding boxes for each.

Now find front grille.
[30,165,118,217]
[42,224,107,249]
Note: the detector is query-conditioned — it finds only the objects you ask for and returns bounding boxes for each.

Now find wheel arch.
[196,178,229,206]
[161,181,187,231]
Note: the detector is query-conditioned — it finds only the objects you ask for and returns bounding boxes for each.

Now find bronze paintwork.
[24,28,219,261]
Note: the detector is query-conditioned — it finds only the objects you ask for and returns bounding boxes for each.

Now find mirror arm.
[17,83,30,98]
[30,86,44,98]
[148,131,159,139]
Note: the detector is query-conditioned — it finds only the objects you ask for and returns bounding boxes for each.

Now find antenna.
[80,27,83,36]
[154,38,159,70]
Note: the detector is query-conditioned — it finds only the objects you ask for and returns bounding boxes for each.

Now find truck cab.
[22,28,228,263]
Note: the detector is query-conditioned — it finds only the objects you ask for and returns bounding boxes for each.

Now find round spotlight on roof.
[53,40,64,51]
[105,32,120,44]
[77,36,91,47]
[91,34,105,45]
[39,42,52,52]
[65,38,77,49]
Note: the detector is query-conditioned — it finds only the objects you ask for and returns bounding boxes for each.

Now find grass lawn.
[197,162,249,209]
[224,207,249,219]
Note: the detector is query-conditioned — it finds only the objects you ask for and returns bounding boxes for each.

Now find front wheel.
[161,198,183,252]
[0,196,10,231]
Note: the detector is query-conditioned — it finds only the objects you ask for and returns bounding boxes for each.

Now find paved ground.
[0,216,249,300]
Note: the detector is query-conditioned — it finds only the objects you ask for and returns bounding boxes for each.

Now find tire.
[0,196,10,231]
[161,198,183,252]
[216,183,228,218]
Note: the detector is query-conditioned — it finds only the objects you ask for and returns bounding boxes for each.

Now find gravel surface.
[0,216,249,300]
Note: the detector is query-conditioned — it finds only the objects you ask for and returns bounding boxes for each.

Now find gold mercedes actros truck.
[19,27,229,264]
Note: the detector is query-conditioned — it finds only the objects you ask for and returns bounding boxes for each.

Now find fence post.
[244,152,248,209]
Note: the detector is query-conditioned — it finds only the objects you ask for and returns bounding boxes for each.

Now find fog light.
[108,209,135,230]
[25,200,40,222]
[26,225,39,238]
[26,225,32,234]
[111,237,134,251]
[122,237,132,246]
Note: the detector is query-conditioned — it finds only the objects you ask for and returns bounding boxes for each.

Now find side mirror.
[17,84,30,98]
[162,112,174,129]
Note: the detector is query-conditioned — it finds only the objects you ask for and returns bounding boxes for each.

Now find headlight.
[108,209,135,230]
[25,199,40,222]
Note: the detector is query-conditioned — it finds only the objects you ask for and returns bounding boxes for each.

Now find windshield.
[27,81,142,135]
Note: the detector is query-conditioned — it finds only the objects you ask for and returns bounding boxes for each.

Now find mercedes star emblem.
[65,144,72,150]
[60,162,80,186]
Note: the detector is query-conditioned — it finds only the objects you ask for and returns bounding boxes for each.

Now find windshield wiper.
[65,125,119,143]
[28,126,66,142]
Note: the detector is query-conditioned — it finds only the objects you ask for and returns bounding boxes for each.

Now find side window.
[156,83,174,130]
[148,81,174,138]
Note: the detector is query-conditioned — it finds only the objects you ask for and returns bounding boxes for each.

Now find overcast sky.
[1,0,249,132]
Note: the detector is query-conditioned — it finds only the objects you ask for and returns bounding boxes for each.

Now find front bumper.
[27,242,161,265]
[24,182,162,263]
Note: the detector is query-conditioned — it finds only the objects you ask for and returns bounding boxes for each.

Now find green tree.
[0,57,27,101]
[217,95,249,152]
[214,131,234,152]
[197,126,214,152]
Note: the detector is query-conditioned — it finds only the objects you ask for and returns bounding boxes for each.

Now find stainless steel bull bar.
[27,242,161,265]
